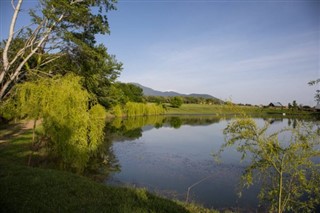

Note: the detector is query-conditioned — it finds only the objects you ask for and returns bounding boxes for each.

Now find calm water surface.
[104,116,304,210]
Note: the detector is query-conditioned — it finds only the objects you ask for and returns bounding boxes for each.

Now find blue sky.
[1,0,319,105]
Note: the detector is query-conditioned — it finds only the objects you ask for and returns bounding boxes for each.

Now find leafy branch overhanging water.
[214,112,320,212]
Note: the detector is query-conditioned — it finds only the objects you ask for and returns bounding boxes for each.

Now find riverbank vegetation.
[109,101,318,118]
[111,102,166,117]
[165,103,319,117]
[144,95,223,105]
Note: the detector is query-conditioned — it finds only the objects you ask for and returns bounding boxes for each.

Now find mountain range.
[133,83,222,102]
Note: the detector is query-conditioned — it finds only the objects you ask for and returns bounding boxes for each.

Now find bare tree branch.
[1,0,23,83]
[8,23,44,68]
[10,14,64,80]
[11,0,16,10]
[71,0,85,5]
[0,13,64,100]
[39,54,64,67]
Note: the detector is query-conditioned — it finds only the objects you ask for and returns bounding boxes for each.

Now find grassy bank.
[165,104,318,117]
[0,123,216,213]
[1,163,216,213]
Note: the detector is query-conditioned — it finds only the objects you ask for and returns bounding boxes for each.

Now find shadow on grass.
[0,125,33,165]
[0,123,28,141]
[0,124,53,168]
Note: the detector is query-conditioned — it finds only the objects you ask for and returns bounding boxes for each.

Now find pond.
[103,116,310,211]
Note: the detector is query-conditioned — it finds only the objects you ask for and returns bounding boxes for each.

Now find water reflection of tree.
[110,116,166,141]
[91,116,220,181]
[85,123,121,181]
[264,117,308,129]
[167,116,220,127]
[287,118,310,129]
[108,116,222,141]
[263,118,283,125]
[169,117,182,129]
[98,116,222,181]
[287,118,298,129]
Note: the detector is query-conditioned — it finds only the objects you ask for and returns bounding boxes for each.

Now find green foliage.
[144,96,169,104]
[50,44,122,109]
[217,118,320,212]
[88,104,107,153]
[0,98,18,120]
[0,0,121,101]
[38,0,124,108]
[164,103,316,117]
[100,82,145,108]
[102,84,126,107]
[124,102,166,117]
[14,74,106,172]
[115,83,144,103]
[144,95,223,105]
[112,104,123,117]
[170,96,183,108]
[308,79,320,102]
[292,100,298,110]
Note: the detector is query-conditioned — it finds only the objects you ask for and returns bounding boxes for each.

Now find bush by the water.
[112,102,166,117]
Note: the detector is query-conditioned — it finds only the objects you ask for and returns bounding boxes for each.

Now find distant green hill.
[133,83,223,102]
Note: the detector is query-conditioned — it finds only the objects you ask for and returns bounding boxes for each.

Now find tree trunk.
[278,171,283,213]
[27,118,37,166]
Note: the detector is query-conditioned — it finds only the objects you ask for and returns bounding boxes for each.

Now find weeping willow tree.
[14,74,106,172]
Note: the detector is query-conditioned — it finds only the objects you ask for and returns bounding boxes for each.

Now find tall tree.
[55,44,122,108]
[292,100,298,110]
[170,96,183,108]
[0,0,120,101]
[116,83,144,103]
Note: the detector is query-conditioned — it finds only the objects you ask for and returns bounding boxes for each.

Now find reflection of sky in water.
[106,118,312,210]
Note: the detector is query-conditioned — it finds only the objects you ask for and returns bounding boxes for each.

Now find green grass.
[165,104,318,117]
[0,123,217,213]
[0,163,209,213]
[166,104,223,115]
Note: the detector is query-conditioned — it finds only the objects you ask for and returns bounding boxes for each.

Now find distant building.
[268,102,283,107]
[316,101,320,110]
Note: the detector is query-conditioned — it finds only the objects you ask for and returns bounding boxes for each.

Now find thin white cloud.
[138,31,318,81]
[223,43,318,75]
[119,31,319,105]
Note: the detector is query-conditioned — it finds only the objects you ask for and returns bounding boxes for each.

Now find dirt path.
[0,120,40,144]
[22,120,39,130]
